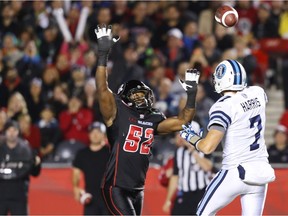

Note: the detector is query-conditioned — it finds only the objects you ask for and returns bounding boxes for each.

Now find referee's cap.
[88,121,106,133]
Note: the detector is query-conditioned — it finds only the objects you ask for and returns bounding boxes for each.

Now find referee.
[163,122,213,215]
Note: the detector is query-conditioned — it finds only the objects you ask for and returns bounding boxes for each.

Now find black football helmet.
[117,80,154,110]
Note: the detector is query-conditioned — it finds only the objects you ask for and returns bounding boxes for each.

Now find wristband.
[97,55,108,66]
[185,88,197,108]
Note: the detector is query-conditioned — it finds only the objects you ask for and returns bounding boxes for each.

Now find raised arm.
[94,24,120,127]
[157,69,200,134]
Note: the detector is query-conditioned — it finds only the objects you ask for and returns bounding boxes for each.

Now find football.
[215,5,238,28]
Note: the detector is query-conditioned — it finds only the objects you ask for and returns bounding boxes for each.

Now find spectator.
[83,49,97,78]
[161,28,190,77]
[162,122,213,215]
[127,2,156,40]
[37,105,61,161]
[279,110,288,132]
[182,20,201,56]
[25,78,45,123]
[0,108,8,135]
[87,7,112,44]
[59,41,89,67]
[170,61,190,97]
[235,1,258,36]
[59,93,93,146]
[152,4,182,49]
[268,125,288,163]
[15,40,44,86]
[215,24,234,52]
[18,113,41,153]
[108,43,145,92]
[145,64,166,97]
[67,65,86,97]
[135,29,155,72]
[0,67,27,107]
[83,78,103,122]
[230,36,257,86]
[154,77,179,117]
[201,34,222,66]
[110,1,130,24]
[22,1,51,36]
[39,25,63,64]
[279,1,288,39]
[41,65,60,102]
[6,92,28,121]
[0,49,8,84]
[49,83,69,118]
[0,120,41,215]
[72,121,110,215]
[55,53,71,82]
[252,3,280,40]
[0,4,21,42]
[197,1,221,36]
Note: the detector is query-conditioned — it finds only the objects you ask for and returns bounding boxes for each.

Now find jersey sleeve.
[72,151,83,170]
[173,151,179,175]
[208,99,232,131]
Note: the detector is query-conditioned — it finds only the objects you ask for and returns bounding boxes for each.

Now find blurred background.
[0,0,288,215]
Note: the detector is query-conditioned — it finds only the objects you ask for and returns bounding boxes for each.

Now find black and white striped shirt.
[173,147,211,192]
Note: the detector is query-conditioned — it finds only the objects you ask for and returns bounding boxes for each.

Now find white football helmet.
[213,59,247,94]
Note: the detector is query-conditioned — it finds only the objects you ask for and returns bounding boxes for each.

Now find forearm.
[165,175,178,202]
[95,66,109,93]
[192,151,213,172]
[178,107,195,124]
[72,170,80,190]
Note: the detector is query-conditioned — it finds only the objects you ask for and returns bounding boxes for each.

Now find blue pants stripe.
[197,169,228,215]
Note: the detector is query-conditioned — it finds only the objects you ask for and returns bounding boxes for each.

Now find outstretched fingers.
[185,68,200,83]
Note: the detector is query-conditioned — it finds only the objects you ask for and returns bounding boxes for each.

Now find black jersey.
[102,96,166,190]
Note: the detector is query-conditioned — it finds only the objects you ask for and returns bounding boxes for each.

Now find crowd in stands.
[0,0,288,163]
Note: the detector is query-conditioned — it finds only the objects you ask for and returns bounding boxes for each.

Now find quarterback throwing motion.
[181,59,275,215]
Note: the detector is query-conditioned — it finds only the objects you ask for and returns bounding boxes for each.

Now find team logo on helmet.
[215,64,226,79]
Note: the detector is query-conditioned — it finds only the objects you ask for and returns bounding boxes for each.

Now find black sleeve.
[173,151,179,176]
[51,126,62,146]
[72,151,83,170]
[30,161,41,177]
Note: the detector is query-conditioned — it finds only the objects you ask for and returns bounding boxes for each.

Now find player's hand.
[179,68,200,108]
[179,68,200,92]
[162,200,172,213]
[180,124,203,149]
[94,24,120,66]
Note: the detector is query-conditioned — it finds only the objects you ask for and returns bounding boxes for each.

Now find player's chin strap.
[180,125,203,151]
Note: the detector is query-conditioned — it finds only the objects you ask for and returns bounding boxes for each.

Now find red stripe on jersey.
[113,143,120,186]
[110,186,123,215]
[101,188,114,215]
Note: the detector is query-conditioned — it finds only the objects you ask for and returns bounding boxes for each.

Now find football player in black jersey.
[94,24,200,215]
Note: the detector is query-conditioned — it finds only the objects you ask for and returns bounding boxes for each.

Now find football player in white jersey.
[180,59,275,216]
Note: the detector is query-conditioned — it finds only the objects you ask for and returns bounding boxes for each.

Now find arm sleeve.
[173,151,179,175]
[208,101,232,131]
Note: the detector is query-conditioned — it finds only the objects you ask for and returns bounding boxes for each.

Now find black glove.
[94,24,120,66]
[179,68,200,108]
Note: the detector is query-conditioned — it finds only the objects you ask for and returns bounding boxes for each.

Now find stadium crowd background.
[0,0,288,165]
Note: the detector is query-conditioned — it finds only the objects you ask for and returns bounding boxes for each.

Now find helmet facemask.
[128,89,153,109]
[117,80,154,110]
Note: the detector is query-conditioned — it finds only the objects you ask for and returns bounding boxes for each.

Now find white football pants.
[196,167,268,216]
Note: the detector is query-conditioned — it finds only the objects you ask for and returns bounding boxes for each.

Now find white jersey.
[208,86,269,169]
